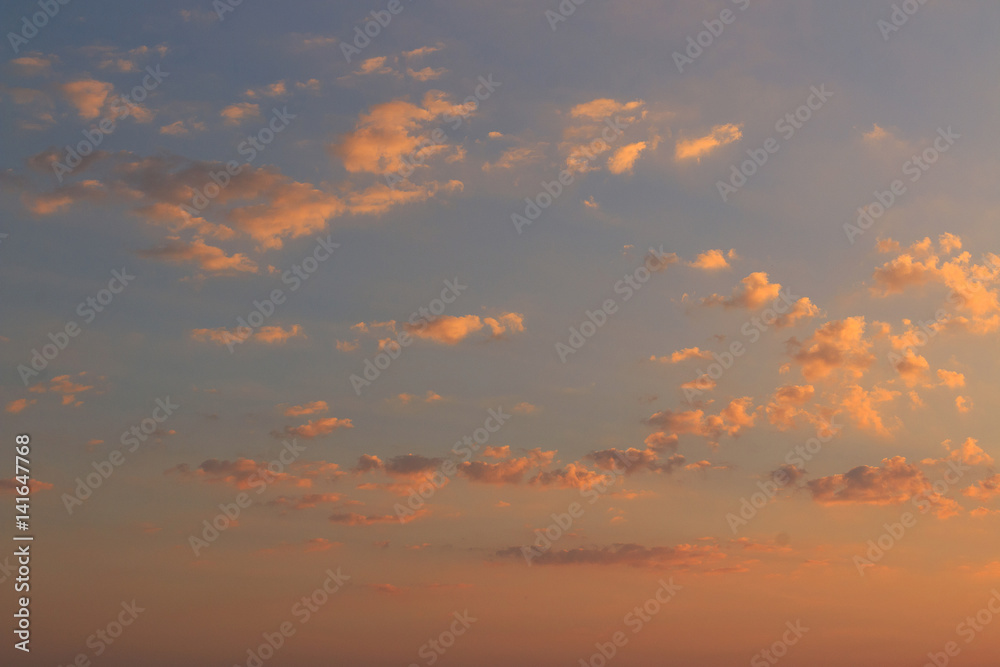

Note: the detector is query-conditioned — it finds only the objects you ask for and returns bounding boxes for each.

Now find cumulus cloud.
[646,397,758,445]
[404,312,525,345]
[331,91,470,175]
[701,272,782,309]
[807,456,937,507]
[785,317,875,382]
[689,249,735,271]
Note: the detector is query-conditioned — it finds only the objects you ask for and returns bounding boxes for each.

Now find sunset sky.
[3,0,1000,665]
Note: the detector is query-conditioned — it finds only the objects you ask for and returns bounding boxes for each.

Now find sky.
[2,0,1000,665]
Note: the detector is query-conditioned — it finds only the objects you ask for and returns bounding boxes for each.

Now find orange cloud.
[786,317,875,382]
[282,417,353,439]
[675,124,742,161]
[137,238,258,274]
[808,456,929,506]
[284,401,328,417]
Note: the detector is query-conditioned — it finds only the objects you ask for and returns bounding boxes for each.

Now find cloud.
[5,398,35,414]
[10,53,56,76]
[244,81,287,98]
[137,238,258,274]
[281,417,354,439]
[963,474,1000,502]
[675,124,742,161]
[922,438,994,469]
[689,249,735,271]
[785,317,875,382]
[331,91,471,175]
[658,347,713,363]
[646,397,758,444]
[765,385,816,431]
[407,66,447,81]
[457,449,555,485]
[404,312,525,345]
[570,98,644,121]
[836,384,900,436]
[284,401,328,417]
[808,456,930,506]
[607,141,647,174]
[701,272,782,309]
[191,324,304,346]
[936,369,965,388]
[58,79,114,119]
[512,402,537,414]
[220,102,260,125]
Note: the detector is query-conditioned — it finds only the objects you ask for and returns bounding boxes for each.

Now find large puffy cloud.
[807,456,933,506]
[872,235,1000,323]
[701,272,782,309]
[646,397,758,444]
[331,91,470,175]
[785,317,875,382]
[835,384,900,437]
[458,449,555,485]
